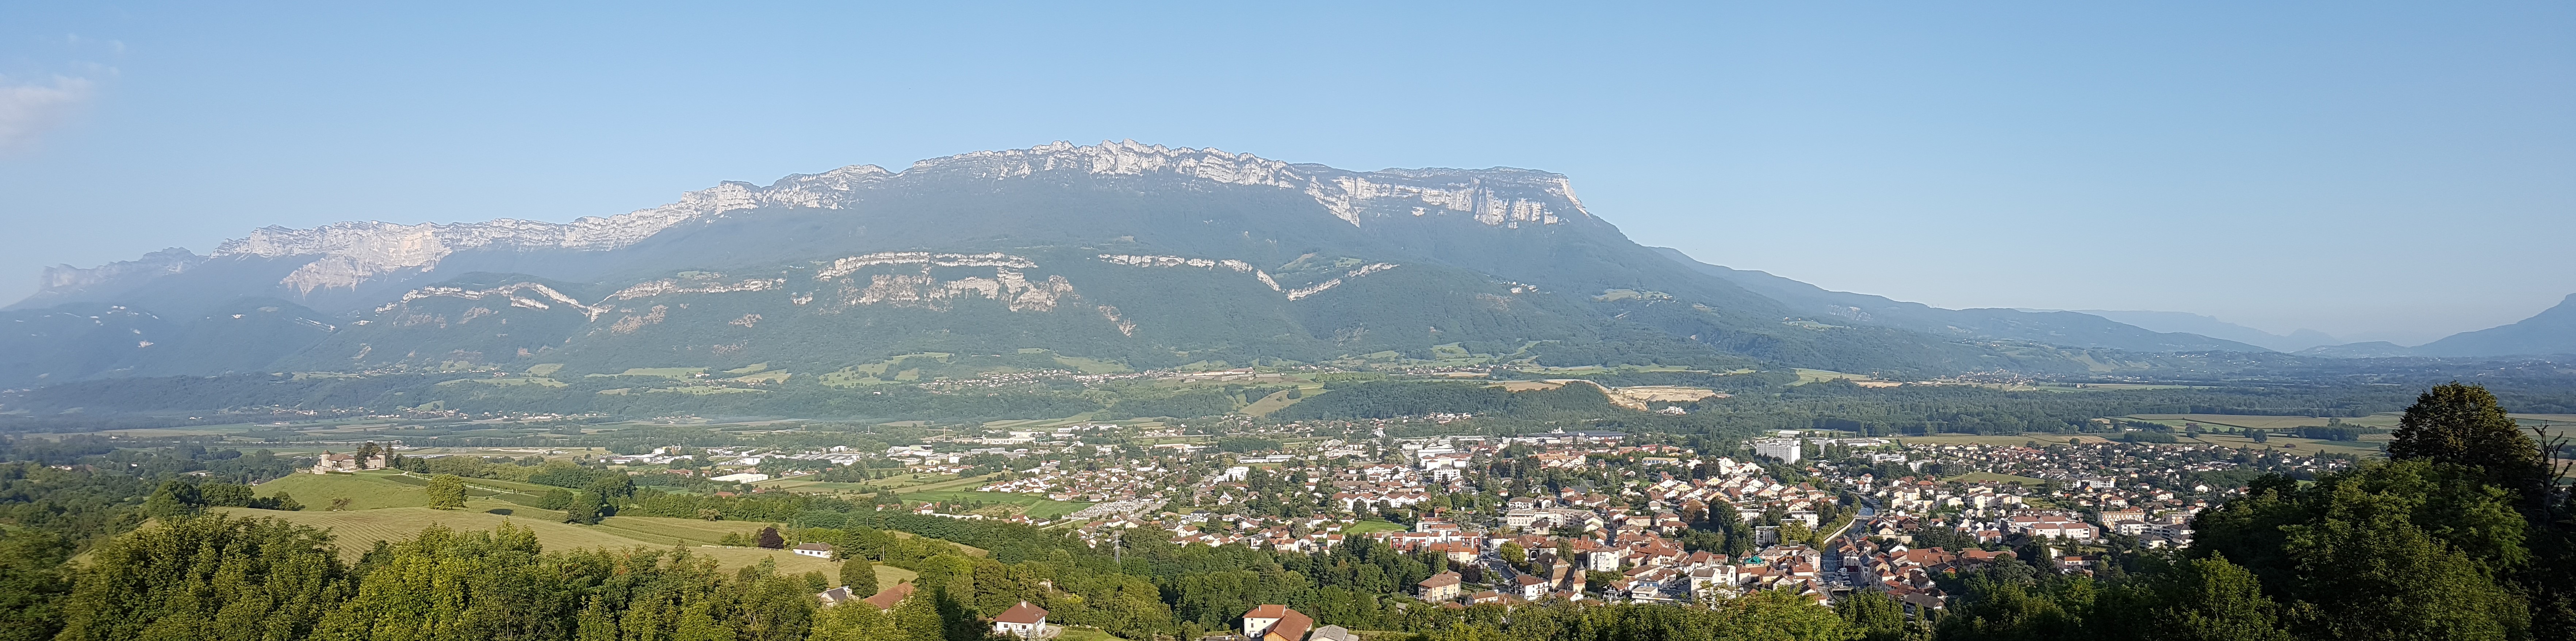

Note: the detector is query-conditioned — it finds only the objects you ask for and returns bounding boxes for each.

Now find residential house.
[862,582,916,610]
[1243,605,1313,641]
[1418,571,1463,603]
[992,601,1049,638]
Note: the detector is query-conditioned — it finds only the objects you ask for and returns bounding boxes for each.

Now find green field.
[898,491,1092,520]
[1892,434,2116,447]
[2125,414,2393,430]
[254,472,443,510]
[212,506,918,585]
[1342,519,1407,534]
[2178,432,2385,457]
[1056,627,1133,641]
[254,470,571,510]
[1241,385,1326,417]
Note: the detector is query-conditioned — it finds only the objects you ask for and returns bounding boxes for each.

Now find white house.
[792,542,834,559]
[992,601,1049,638]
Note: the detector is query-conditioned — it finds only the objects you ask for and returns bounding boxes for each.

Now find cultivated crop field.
[1890,434,2117,447]
[898,490,1091,520]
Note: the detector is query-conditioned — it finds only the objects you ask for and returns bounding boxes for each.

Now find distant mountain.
[2409,294,2576,358]
[2074,310,2341,352]
[2295,341,2423,358]
[7,141,2272,387]
[1647,248,2265,354]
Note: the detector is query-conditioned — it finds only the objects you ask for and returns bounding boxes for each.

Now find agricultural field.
[1056,628,1134,641]
[1240,385,1326,417]
[254,470,569,510]
[2125,414,2391,430]
[2177,432,2386,457]
[1890,434,2117,447]
[898,490,1092,520]
[1790,369,1882,385]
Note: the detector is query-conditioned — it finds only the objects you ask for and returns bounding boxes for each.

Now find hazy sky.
[2,2,2569,345]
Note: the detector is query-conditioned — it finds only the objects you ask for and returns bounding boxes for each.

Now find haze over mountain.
[1646,249,2265,354]
[4,142,2357,388]
[2070,310,2342,353]
[2293,294,2576,359]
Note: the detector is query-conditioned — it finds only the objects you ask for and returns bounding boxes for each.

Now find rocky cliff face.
[38,141,1596,303]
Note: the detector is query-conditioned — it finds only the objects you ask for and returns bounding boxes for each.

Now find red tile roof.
[862,582,915,610]
[994,601,1048,624]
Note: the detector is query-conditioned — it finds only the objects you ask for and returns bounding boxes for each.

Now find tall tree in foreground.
[840,557,879,596]
[2192,461,2528,641]
[2386,381,2575,641]
[55,515,348,641]
[0,530,71,641]
[2389,382,2548,495]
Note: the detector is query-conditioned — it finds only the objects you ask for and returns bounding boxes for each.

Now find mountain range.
[2290,294,2576,359]
[7,141,2567,388]
[2067,310,2343,353]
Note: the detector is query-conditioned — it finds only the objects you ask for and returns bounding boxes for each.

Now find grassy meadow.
[242,470,923,582]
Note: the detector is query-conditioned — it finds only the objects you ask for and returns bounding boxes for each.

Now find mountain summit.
[6,141,2263,386]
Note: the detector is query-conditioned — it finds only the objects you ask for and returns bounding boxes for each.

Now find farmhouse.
[310,451,389,474]
[991,601,1049,638]
[1242,604,1313,641]
[792,542,834,559]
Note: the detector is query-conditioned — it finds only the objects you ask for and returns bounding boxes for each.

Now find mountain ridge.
[4,140,2347,387]
[1645,247,2266,354]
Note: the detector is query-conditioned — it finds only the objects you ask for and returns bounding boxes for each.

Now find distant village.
[556,414,2353,629]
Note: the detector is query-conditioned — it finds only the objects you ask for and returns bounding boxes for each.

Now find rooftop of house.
[994,601,1049,624]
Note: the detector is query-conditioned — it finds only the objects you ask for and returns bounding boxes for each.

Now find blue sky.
[1,2,2568,345]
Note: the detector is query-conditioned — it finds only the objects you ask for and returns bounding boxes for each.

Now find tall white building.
[1751,439,1802,464]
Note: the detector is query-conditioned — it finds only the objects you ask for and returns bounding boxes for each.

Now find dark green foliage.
[2389,382,2550,497]
[1216,436,1283,452]
[55,514,348,641]
[839,557,877,595]
[2091,554,2292,641]
[0,529,70,641]
[2184,461,2529,640]
[1105,388,1238,420]
[424,474,467,510]
[756,525,785,549]
[563,490,607,525]
[1835,590,1906,641]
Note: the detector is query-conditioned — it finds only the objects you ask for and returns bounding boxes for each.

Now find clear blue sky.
[2,2,2569,345]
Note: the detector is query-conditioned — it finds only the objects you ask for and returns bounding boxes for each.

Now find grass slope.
[211,505,882,576]
[896,490,1092,520]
